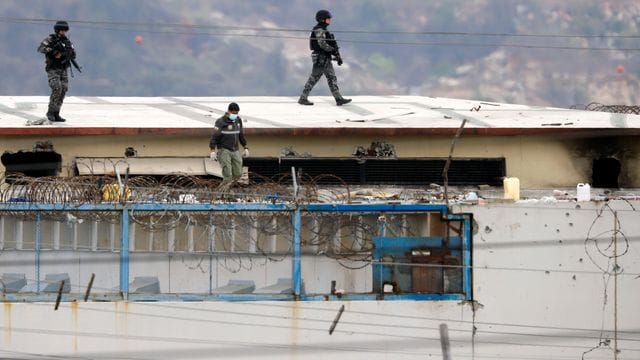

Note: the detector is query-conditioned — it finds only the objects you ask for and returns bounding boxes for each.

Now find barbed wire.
[0,171,410,265]
[575,102,640,115]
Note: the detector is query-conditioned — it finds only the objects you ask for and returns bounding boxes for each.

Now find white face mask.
[228,113,238,121]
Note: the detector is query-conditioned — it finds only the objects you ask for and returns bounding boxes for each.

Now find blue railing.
[0,202,471,301]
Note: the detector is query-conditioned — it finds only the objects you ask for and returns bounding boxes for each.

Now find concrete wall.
[2,134,640,187]
[1,200,639,359]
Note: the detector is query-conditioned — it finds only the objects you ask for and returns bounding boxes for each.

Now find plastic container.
[503,177,520,201]
[577,183,591,201]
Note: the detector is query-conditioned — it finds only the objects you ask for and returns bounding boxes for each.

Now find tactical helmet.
[54,20,69,32]
[315,10,332,23]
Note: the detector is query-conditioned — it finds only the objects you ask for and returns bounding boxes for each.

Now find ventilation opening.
[244,157,506,186]
[592,157,620,188]
[71,157,506,186]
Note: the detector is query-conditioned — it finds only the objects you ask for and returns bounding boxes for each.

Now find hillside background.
[1,0,639,108]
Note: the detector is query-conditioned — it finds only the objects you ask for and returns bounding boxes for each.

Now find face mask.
[228,114,238,121]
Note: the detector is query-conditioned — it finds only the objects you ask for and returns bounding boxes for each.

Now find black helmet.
[315,10,332,23]
[54,20,69,32]
[228,102,240,112]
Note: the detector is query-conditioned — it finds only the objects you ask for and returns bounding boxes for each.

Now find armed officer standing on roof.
[37,20,80,122]
[298,10,351,106]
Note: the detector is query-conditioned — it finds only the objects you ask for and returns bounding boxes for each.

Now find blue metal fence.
[0,202,471,301]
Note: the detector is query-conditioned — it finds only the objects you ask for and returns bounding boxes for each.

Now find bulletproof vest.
[46,35,74,69]
[309,23,332,53]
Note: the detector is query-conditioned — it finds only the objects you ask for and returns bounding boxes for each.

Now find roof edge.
[1,127,638,137]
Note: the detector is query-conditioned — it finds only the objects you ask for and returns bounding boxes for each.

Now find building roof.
[2,95,639,136]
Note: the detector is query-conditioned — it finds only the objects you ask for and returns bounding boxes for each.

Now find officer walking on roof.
[298,10,352,106]
[37,20,78,122]
[209,102,249,189]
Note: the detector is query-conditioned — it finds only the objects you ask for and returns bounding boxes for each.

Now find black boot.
[46,111,57,122]
[298,96,314,106]
[336,98,352,106]
[54,112,66,122]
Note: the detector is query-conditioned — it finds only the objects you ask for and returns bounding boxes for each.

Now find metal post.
[443,119,467,207]
[310,217,319,254]
[0,216,4,250]
[35,213,41,293]
[329,305,345,335]
[249,217,258,253]
[462,214,472,300]
[84,273,95,302]
[292,209,302,297]
[614,211,618,360]
[291,167,298,199]
[377,214,386,237]
[332,218,341,254]
[269,217,278,253]
[72,221,78,250]
[208,213,215,294]
[120,207,130,299]
[439,323,452,360]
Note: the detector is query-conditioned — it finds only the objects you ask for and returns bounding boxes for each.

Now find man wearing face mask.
[209,102,249,188]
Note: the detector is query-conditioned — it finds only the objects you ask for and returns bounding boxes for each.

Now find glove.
[336,56,343,66]
[243,148,250,158]
[210,150,217,161]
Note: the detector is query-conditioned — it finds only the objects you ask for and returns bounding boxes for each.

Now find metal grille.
[244,158,505,186]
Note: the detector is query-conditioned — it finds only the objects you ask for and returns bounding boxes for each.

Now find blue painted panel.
[372,236,463,294]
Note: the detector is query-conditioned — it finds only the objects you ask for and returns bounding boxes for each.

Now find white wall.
[1,200,639,359]
[458,200,640,360]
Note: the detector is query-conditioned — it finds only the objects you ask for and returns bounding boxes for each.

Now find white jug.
[576,183,591,201]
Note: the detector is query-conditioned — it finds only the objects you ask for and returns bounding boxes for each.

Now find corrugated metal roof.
[1,95,639,136]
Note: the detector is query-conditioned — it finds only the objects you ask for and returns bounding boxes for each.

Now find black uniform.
[209,114,247,152]
[37,21,77,122]
[209,113,248,185]
[298,11,351,106]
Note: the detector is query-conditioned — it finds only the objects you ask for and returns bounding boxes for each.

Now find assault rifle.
[327,33,343,66]
[331,48,343,66]
[70,58,82,73]
[52,39,82,73]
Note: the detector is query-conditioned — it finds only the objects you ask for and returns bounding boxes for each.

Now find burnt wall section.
[568,136,640,188]
[1,149,62,179]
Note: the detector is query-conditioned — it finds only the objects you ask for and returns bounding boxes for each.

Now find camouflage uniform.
[37,32,75,122]
[302,52,339,96]
[299,20,351,106]
[45,68,69,117]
